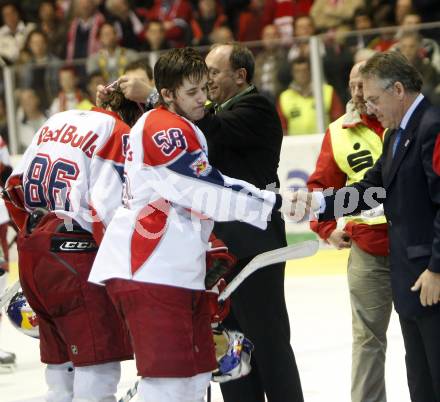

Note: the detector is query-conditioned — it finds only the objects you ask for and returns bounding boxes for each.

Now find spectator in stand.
[346,8,378,53]
[261,0,313,44]
[56,0,72,19]
[65,0,105,62]
[139,20,171,66]
[310,0,365,32]
[322,26,357,104]
[87,22,138,84]
[236,0,265,42]
[49,66,84,116]
[18,29,60,110]
[191,0,227,46]
[368,0,394,28]
[261,0,294,43]
[0,2,35,64]
[395,0,414,25]
[138,0,193,48]
[104,0,144,50]
[278,57,344,135]
[397,31,439,102]
[140,20,171,51]
[37,0,67,58]
[16,88,47,152]
[77,71,106,110]
[286,14,352,104]
[287,15,315,62]
[399,12,440,75]
[401,10,422,27]
[368,21,397,52]
[209,24,234,44]
[254,24,288,103]
[412,0,440,40]
[218,0,251,39]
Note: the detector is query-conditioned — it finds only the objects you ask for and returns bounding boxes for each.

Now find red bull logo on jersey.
[37,124,99,158]
[191,156,212,177]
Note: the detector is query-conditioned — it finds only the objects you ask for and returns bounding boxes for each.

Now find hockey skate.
[0,348,16,371]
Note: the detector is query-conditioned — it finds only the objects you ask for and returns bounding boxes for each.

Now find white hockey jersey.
[89,106,282,290]
[6,108,129,242]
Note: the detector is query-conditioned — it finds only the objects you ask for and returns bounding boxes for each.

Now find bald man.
[307,62,392,402]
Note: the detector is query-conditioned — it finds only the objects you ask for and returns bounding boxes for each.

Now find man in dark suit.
[311,51,440,402]
[196,43,304,402]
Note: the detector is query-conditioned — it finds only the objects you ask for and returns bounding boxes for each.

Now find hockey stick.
[218,240,319,303]
[118,380,139,402]
[0,280,20,310]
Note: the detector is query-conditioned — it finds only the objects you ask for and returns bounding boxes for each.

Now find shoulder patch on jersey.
[142,109,201,166]
[190,153,212,177]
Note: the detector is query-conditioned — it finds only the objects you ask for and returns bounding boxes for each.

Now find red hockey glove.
[205,235,237,289]
[206,278,230,324]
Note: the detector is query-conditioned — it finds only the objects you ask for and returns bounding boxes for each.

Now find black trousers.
[399,312,440,402]
[220,258,304,402]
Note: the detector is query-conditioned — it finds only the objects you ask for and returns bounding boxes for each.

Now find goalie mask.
[7,291,39,338]
[212,327,254,383]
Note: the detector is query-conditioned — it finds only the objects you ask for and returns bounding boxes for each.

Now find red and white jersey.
[89,107,280,290]
[6,108,129,243]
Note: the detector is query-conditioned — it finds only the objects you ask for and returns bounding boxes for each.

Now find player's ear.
[160,88,173,105]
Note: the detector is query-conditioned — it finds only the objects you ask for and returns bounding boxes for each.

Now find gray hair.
[360,50,423,93]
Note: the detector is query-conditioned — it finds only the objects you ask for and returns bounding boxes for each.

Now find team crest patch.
[190,155,212,177]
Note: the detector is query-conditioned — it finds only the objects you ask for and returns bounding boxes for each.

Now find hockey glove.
[205,235,237,289]
[206,278,230,324]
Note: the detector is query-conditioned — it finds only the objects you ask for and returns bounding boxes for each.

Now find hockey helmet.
[212,327,254,383]
[7,291,39,338]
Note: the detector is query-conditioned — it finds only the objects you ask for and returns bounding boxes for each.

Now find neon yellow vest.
[329,115,386,225]
[279,84,333,135]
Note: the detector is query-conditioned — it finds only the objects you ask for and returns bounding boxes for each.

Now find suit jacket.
[196,87,287,259]
[321,97,440,318]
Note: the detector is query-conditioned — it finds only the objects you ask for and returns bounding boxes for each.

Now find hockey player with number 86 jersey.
[4,96,144,402]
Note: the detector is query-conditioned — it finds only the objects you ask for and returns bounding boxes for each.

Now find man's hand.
[411,269,440,306]
[327,229,351,249]
[96,84,113,108]
[280,190,320,222]
[118,75,154,103]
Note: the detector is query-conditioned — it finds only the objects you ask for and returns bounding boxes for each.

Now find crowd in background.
[0,0,439,150]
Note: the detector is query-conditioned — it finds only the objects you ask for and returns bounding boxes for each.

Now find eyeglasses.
[364,81,395,112]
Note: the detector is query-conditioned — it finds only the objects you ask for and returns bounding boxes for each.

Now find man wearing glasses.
[312,50,440,402]
[307,61,392,402]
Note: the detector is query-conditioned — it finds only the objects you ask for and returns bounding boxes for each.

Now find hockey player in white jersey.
[89,47,301,402]
[4,86,144,402]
